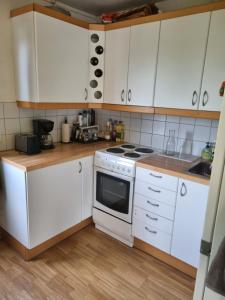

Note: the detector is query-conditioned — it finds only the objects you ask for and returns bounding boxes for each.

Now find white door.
[35,12,88,102]
[199,9,225,112]
[104,28,130,104]
[171,179,209,267]
[154,13,210,110]
[127,22,160,106]
[82,156,94,220]
[27,160,82,248]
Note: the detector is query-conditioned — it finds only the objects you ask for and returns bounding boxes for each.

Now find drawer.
[135,180,177,206]
[134,193,175,220]
[136,167,178,191]
[133,219,171,254]
[133,206,173,235]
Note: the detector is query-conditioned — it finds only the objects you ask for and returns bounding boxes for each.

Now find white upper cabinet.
[199,9,225,112]
[127,22,160,106]
[154,13,210,110]
[171,179,208,267]
[12,12,89,103]
[104,28,130,104]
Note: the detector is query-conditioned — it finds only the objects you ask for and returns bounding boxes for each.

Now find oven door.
[94,167,134,224]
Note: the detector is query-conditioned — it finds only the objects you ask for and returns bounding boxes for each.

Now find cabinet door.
[171,179,209,267]
[35,12,88,102]
[104,28,130,104]
[27,160,82,248]
[199,9,225,112]
[82,156,94,220]
[128,22,160,106]
[154,13,210,110]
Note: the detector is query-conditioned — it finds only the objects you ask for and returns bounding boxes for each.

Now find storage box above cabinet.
[12,11,89,103]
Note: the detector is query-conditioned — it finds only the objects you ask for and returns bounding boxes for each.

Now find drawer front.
[133,219,171,254]
[134,193,175,220]
[135,180,177,206]
[133,206,173,235]
[136,167,178,191]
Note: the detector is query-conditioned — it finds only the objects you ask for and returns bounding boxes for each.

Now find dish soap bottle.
[165,130,176,156]
[201,142,211,161]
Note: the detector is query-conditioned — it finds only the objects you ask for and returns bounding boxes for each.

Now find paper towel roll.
[62,123,70,143]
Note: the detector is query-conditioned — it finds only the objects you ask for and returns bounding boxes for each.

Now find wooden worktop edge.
[136,161,210,185]
[11,3,89,29]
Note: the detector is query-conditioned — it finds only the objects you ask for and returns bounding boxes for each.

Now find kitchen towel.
[206,236,225,296]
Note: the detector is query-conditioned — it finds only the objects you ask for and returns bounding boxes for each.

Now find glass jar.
[166,130,176,156]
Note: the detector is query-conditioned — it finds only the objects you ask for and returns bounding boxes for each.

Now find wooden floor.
[0,225,195,300]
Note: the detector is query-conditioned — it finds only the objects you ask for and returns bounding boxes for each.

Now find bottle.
[165,130,176,156]
[78,113,83,127]
[201,142,211,161]
[116,122,122,142]
[111,120,117,142]
[120,121,125,141]
[82,111,87,127]
[62,117,70,143]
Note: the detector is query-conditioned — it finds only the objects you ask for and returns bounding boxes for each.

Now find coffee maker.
[33,119,55,149]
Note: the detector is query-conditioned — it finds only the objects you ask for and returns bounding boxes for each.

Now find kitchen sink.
[188,161,212,178]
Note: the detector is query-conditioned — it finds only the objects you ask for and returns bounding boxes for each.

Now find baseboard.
[1,217,92,261]
[134,238,197,278]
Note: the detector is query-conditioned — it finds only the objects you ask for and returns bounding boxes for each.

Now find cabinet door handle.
[79,161,82,173]
[149,172,162,179]
[147,200,159,207]
[192,91,198,106]
[148,186,161,193]
[145,226,157,234]
[121,89,125,102]
[128,89,131,102]
[146,214,158,221]
[85,88,88,101]
[202,91,209,107]
[180,182,187,197]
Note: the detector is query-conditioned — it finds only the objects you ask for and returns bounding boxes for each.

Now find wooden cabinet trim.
[16,101,220,119]
[134,238,197,278]
[1,217,92,261]
[11,3,89,29]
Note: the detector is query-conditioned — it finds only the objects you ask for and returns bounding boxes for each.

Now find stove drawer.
[133,206,173,235]
[136,167,178,192]
[133,218,172,254]
[134,193,175,220]
[135,180,177,207]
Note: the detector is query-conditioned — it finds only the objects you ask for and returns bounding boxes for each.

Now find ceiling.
[58,0,221,16]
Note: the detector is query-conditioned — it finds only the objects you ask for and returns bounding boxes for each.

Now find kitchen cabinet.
[104,22,159,106]
[127,22,160,106]
[154,13,210,110]
[104,28,130,104]
[199,9,225,112]
[171,179,209,267]
[12,11,88,103]
[1,156,93,249]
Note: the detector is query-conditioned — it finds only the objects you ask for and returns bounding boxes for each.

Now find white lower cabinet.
[171,179,209,267]
[1,156,94,249]
[133,167,209,267]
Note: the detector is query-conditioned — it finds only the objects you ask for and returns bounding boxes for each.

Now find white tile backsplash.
[153,121,165,135]
[193,125,211,142]
[4,102,19,118]
[141,120,153,133]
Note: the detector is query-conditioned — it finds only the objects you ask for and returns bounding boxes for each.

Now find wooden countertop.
[0,141,119,172]
[136,154,210,185]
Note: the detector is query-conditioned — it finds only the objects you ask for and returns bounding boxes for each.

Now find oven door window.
[96,171,130,214]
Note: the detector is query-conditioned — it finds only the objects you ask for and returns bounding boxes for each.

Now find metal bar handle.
[79,161,82,173]
[85,88,88,101]
[180,182,187,197]
[149,172,162,179]
[121,89,125,102]
[147,200,159,207]
[202,91,209,107]
[192,91,198,106]
[148,186,161,193]
[128,89,131,102]
[145,226,157,234]
[146,214,158,221]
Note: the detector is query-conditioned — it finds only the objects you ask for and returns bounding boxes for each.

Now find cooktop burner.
[135,147,154,154]
[124,153,141,158]
[121,144,136,149]
[106,148,125,154]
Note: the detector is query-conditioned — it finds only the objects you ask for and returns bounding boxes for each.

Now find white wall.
[0,0,16,102]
